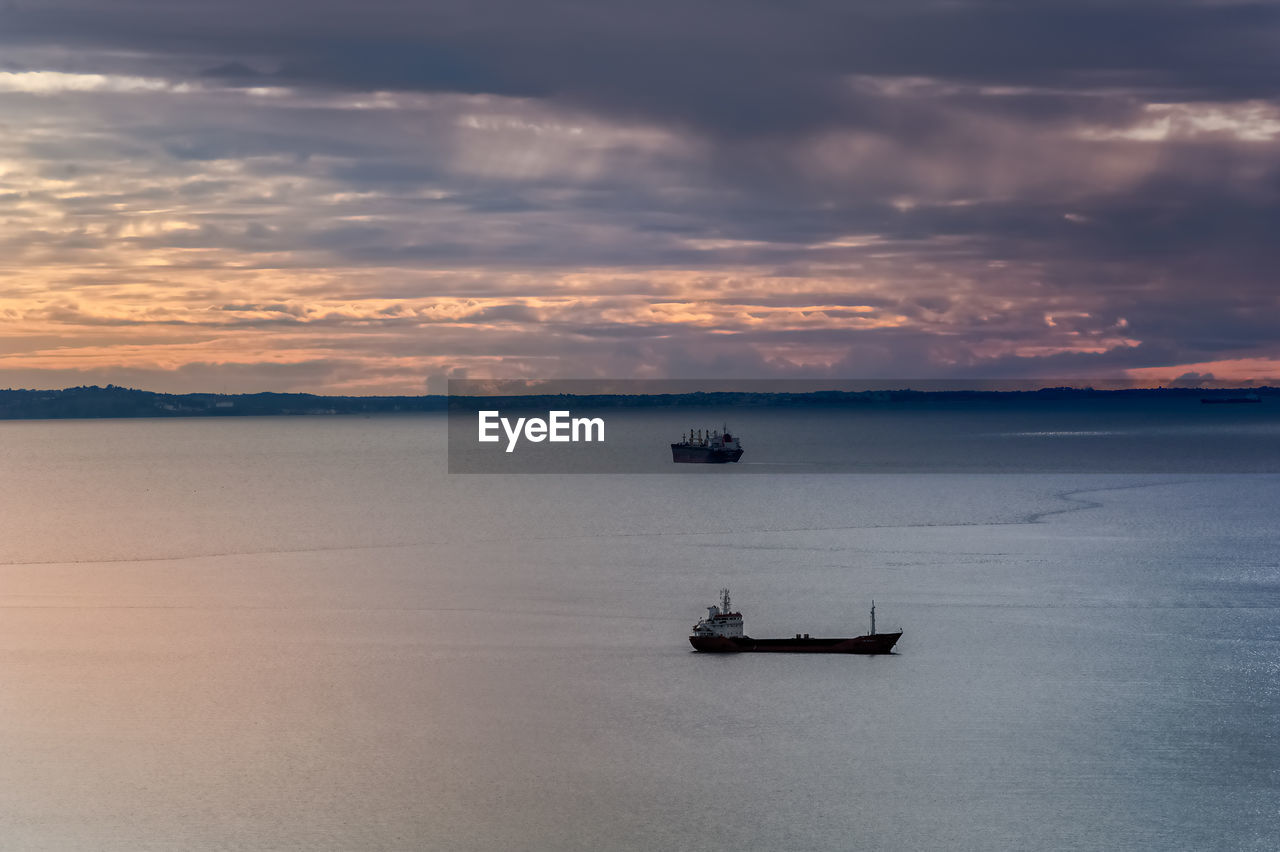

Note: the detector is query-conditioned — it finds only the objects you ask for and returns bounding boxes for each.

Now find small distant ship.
[1200,393,1262,404]
[689,589,901,654]
[671,425,743,463]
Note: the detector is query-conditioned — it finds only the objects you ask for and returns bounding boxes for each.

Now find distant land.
[0,384,1273,420]
[0,385,446,419]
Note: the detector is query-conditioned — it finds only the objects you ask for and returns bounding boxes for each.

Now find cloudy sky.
[1,0,1278,393]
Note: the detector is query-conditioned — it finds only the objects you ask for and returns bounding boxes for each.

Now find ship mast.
[720,588,731,615]
[870,600,876,635]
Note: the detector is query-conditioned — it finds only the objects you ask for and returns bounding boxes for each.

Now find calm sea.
[1,413,1277,850]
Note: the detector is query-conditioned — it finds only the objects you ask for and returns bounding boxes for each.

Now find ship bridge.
[691,588,744,638]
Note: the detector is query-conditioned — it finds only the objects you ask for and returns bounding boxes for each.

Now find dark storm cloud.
[3,0,1280,388]
[5,2,1279,123]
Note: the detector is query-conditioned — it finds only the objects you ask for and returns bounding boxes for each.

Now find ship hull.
[689,632,901,654]
[671,444,744,463]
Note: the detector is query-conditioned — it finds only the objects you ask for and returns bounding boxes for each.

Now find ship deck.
[689,632,901,654]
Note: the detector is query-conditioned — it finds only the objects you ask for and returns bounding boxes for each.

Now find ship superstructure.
[690,589,744,639]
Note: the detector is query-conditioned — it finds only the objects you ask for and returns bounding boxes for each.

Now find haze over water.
[2,414,1277,850]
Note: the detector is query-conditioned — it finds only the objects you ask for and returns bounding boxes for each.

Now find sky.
[1,0,1279,394]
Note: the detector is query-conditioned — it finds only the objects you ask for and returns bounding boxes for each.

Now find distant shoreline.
[0,384,1273,420]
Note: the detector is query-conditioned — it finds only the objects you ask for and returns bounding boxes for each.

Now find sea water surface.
[1,413,1278,850]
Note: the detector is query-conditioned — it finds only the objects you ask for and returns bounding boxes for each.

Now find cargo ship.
[689,589,901,654]
[671,425,743,463]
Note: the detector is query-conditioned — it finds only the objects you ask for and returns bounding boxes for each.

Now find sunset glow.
[2,2,1278,391]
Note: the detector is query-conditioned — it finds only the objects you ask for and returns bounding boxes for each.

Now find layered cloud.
[1,1,1278,391]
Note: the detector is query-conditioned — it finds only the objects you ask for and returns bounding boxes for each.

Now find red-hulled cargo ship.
[689,589,901,654]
